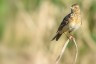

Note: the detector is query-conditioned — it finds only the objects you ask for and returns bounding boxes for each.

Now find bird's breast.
[69,15,81,31]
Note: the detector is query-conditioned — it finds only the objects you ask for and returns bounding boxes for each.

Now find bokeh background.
[0,0,96,64]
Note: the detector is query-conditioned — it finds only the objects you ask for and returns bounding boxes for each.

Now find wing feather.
[57,13,71,32]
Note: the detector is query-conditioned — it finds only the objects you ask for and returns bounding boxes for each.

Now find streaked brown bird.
[52,4,82,41]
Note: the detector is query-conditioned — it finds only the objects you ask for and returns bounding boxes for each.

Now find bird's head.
[71,4,80,13]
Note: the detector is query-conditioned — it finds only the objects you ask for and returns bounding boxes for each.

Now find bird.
[52,3,82,41]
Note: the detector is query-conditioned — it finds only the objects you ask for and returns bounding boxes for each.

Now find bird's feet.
[69,35,74,40]
[64,33,74,40]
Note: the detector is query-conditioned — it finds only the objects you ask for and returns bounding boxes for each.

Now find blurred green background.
[0,0,96,64]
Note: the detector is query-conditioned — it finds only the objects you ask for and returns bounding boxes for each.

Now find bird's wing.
[57,13,71,32]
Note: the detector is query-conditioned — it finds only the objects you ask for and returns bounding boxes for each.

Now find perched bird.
[52,4,82,41]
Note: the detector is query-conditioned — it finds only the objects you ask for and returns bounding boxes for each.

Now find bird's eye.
[75,7,77,9]
[74,6,78,9]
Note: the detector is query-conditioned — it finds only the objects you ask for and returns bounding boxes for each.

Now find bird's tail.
[51,33,62,41]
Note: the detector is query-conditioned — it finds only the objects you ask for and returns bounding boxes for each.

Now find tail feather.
[52,33,62,41]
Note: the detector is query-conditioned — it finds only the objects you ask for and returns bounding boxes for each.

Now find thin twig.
[56,38,78,64]
[56,39,69,64]
[72,38,78,64]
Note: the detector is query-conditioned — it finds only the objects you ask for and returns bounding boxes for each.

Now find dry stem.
[72,38,78,64]
[56,38,78,64]
[56,39,69,64]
